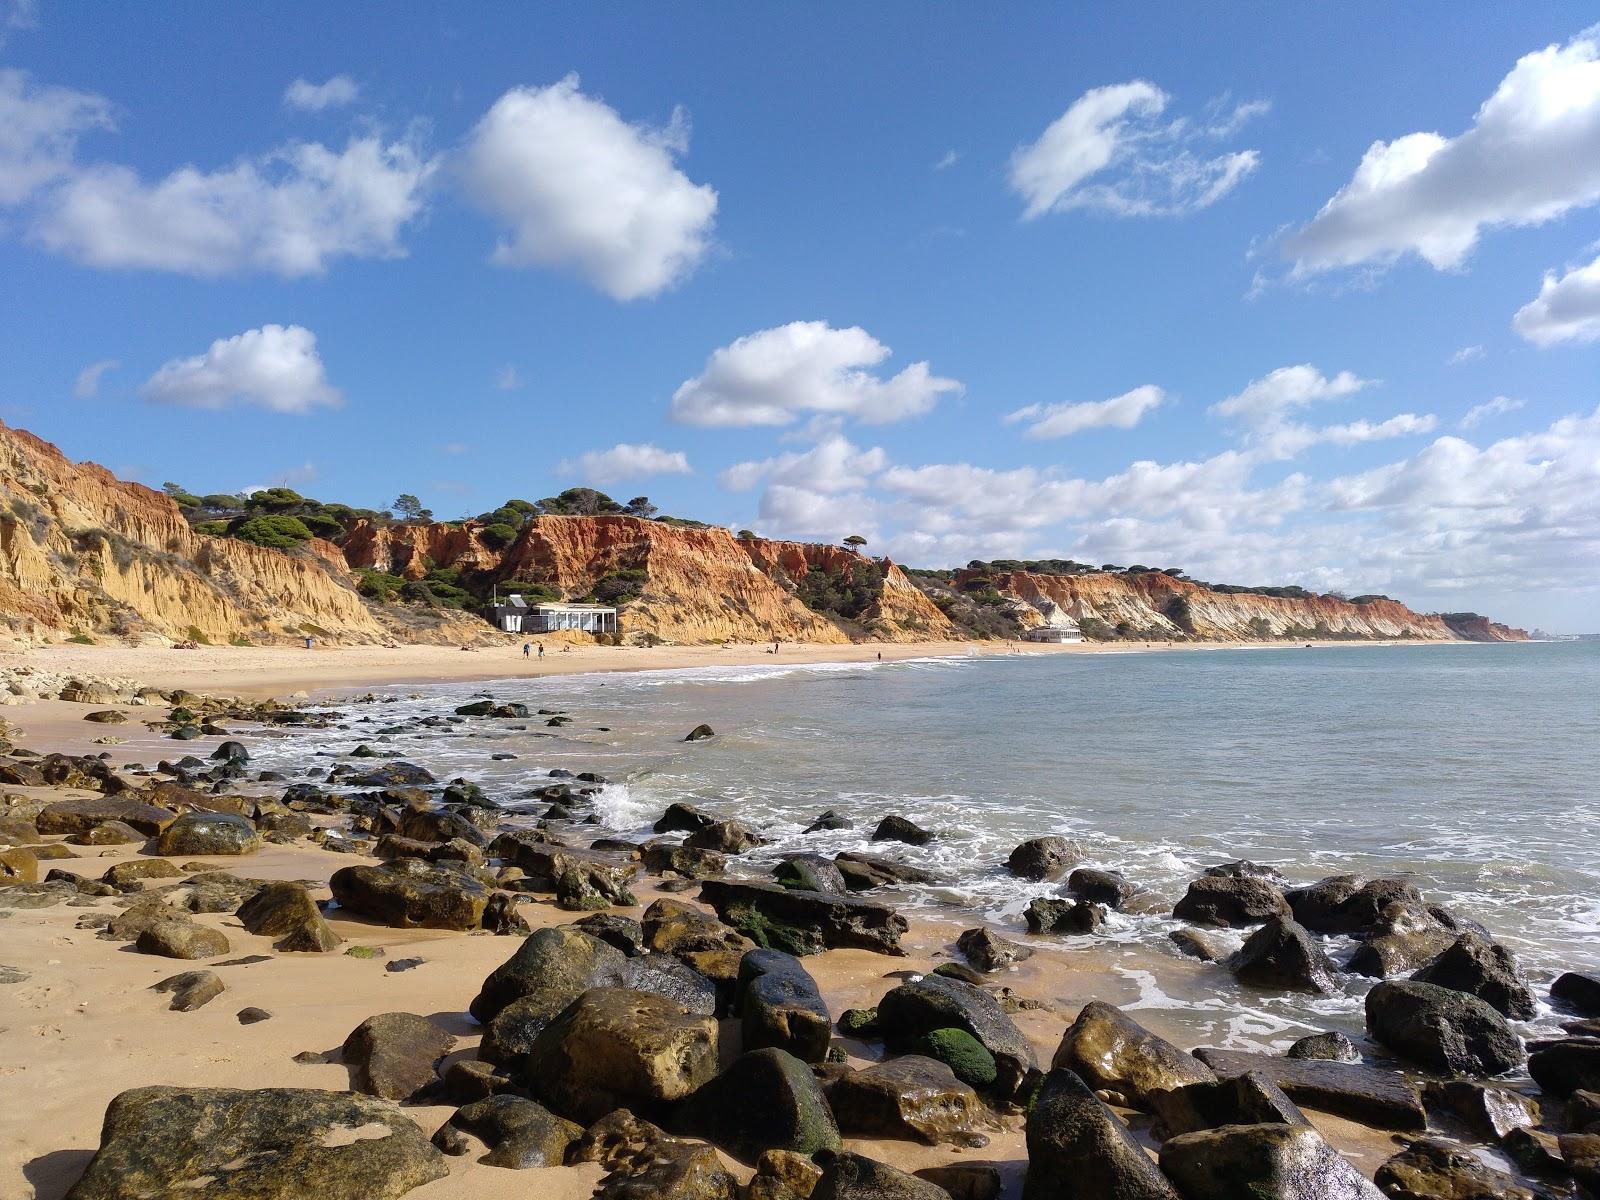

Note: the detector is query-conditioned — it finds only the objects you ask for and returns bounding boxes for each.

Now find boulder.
[524,987,718,1123]
[684,1047,842,1163]
[917,1027,998,1088]
[1412,931,1537,1019]
[827,1054,985,1145]
[431,1094,582,1168]
[1552,971,1600,1017]
[738,948,832,1062]
[872,815,933,846]
[1226,915,1338,994]
[554,860,638,911]
[914,1165,1000,1200]
[1195,1048,1426,1132]
[63,1085,447,1200]
[0,847,38,883]
[1172,874,1289,927]
[343,1012,456,1101]
[1365,979,1524,1076]
[150,970,225,1012]
[1051,1001,1213,1110]
[84,709,127,723]
[155,812,261,856]
[136,919,230,960]
[698,879,907,957]
[1527,1038,1600,1097]
[642,841,728,879]
[1374,1137,1537,1200]
[397,808,488,847]
[470,926,628,1025]
[36,796,177,837]
[813,1153,950,1200]
[1562,1132,1600,1194]
[684,724,716,741]
[70,820,147,846]
[210,740,250,763]
[804,809,853,833]
[329,860,490,930]
[1287,875,1422,935]
[1024,897,1104,935]
[643,897,747,957]
[351,762,436,788]
[773,853,848,895]
[1286,1031,1358,1062]
[878,974,1037,1099]
[1005,835,1079,881]
[1066,867,1136,909]
[570,1110,737,1200]
[236,881,341,952]
[1346,902,1457,978]
[654,802,717,834]
[685,819,766,855]
[1421,1080,1540,1141]
[623,952,719,1016]
[571,913,646,956]
[1148,1069,1306,1138]
[1159,1122,1383,1199]
[1024,1068,1179,1200]
[957,926,1033,972]
[750,1149,825,1200]
[833,852,935,890]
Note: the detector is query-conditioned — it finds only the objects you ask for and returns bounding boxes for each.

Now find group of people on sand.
[522,642,545,659]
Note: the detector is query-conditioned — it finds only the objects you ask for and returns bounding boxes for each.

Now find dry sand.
[0,645,1413,1198]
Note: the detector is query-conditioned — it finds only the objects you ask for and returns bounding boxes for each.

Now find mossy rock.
[915,1027,997,1088]
[722,903,819,957]
[839,1007,881,1037]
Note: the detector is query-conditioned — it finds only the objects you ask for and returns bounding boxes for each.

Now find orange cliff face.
[340,515,958,645]
[967,568,1529,642]
[0,422,389,645]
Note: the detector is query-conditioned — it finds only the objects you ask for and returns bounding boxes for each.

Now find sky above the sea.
[2,5,1598,630]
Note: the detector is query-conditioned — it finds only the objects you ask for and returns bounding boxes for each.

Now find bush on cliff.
[356,569,405,601]
[479,522,518,550]
[231,516,314,549]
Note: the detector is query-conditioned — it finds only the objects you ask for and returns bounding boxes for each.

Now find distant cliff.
[943,567,1528,643]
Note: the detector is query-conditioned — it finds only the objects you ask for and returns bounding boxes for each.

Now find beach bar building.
[1025,619,1082,643]
[491,595,618,634]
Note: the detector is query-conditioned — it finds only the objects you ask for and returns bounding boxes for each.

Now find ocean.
[253,639,1600,1049]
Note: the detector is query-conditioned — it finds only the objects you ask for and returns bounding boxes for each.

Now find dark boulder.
[804,809,853,833]
[351,761,436,788]
[1148,1069,1305,1138]
[698,878,907,956]
[814,1152,950,1200]
[1066,867,1136,909]
[1024,1068,1179,1200]
[1204,859,1286,885]
[684,724,716,741]
[396,807,488,847]
[64,1085,447,1200]
[1286,1031,1358,1062]
[654,802,717,834]
[236,881,341,952]
[1365,979,1524,1076]
[1287,875,1422,935]
[154,811,261,856]
[1421,1080,1540,1141]
[1374,1137,1537,1200]
[470,926,628,1025]
[1226,915,1338,994]
[738,947,832,1062]
[684,1047,841,1163]
[568,1108,738,1199]
[827,1054,985,1145]
[1552,971,1600,1017]
[1024,897,1104,935]
[685,819,767,855]
[1345,901,1457,978]
[1051,1001,1213,1110]
[342,1011,456,1101]
[329,860,490,931]
[1005,835,1079,882]
[136,919,230,960]
[524,988,718,1124]
[1172,874,1289,927]
[1159,1121,1383,1199]
[1412,931,1537,1019]
[623,952,719,1016]
[1195,1048,1426,1132]
[833,852,934,890]
[878,973,1037,1099]
[641,841,727,879]
[773,853,848,895]
[872,815,933,846]
[1527,1038,1600,1097]
[957,926,1033,972]
[37,796,177,837]
[431,1093,582,1168]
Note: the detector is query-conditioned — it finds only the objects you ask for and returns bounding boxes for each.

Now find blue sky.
[2,4,1598,629]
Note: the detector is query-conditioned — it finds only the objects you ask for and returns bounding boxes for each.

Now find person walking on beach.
[523,642,531,659]
[537,642,544,659]
[304,635,314,650]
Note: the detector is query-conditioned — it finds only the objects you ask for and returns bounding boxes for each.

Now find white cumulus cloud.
[1009,82,1263,219]
[461,75,717,301]
[0,69,112,205]
[140,324,340,413]
[73,358,119,398]
[672,321,961,428]
[1212,364,1373,423]
[721,434,888,494]
[561,442,692,486]
[1460,396,1525,429]
[33,134,434,277]
[283,75,360,112]
[1210,364,1431,460]
[1285,28,1600,275]
[1006,384,1165,439]
[1513,252,1600,345]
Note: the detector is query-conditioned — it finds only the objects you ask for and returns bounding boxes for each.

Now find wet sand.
[0,696,1415,1200]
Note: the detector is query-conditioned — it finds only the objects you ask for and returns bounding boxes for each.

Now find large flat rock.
[1195,1048,1425,1132]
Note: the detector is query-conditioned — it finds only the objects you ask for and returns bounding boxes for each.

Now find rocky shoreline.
[2,678,1597,1199]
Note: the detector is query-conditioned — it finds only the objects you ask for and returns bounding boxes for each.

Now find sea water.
[252,639,1600,1047]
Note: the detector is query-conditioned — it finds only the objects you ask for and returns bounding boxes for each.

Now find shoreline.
[0,634,1484,701]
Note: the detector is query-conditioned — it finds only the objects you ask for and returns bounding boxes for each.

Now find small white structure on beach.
[492,595,618,634]
[1025,619,1082,643]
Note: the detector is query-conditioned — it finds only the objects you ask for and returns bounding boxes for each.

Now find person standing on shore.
[522,642,531,659]
[537,642,544,659]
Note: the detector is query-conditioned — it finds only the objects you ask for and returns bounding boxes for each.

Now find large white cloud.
[33,134,433,276]
[1009,82,1263,219]
[283,75,360,112]
[1285,29,1600,275]
[560,442,692,486]
[140,324,340,413]
[1210,364,1432,461]
[461,76,717,301]
[0,69,112,205]
[721,434,888,493]
[1513,252,1600,345]
[1006,384,1165,439]
[672,321,961,427]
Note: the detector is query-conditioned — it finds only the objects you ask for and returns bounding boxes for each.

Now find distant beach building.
[491,595,618,634]
[1025,618,1082,643]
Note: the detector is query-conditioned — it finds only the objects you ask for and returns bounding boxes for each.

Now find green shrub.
[593,569,647,605]
[193,520,230,536]
[480,522,518,550]
[230,636,253,647]
[232,515,314,548]
[355,568,405,602]
[185,625,211,645]
[65,632,95,645]
[299,512,343,539]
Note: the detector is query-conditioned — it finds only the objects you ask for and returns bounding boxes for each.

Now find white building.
[492,595,618,634]
[1025,618,1082,643]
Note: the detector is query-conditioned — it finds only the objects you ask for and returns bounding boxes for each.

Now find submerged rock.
[64,1085,447,1200]
[1005,835,1079,882]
